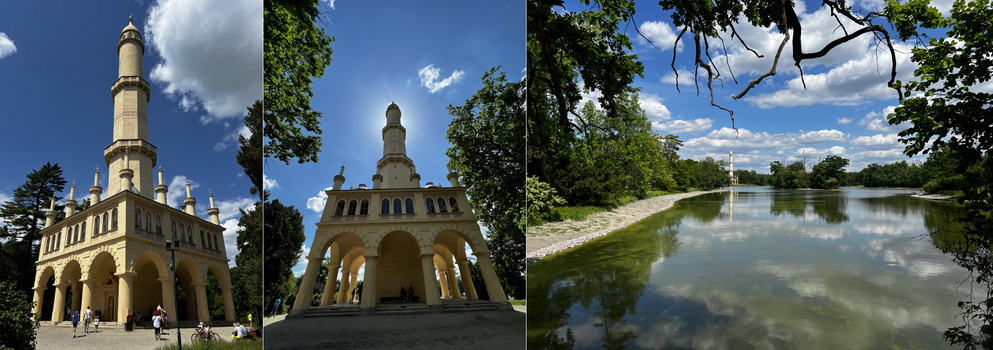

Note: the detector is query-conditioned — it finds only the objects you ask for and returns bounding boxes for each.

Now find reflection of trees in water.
[769,190,849,224]
[857,195,963,251]
[528,207,691,349]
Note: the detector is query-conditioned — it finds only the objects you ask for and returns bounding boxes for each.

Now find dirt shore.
[526,189,725,262]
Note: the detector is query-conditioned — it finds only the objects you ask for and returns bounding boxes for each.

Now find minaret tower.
[104,16,156,198]
[728,151,738,186]
[374,103,421,188]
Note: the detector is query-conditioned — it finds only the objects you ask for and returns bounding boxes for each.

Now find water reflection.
[528,188,969,349]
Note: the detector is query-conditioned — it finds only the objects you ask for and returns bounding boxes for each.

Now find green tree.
[447,67,525,299]
[237,101,264,199]
[887,0,993,346]
[769,160,809,189]
[0,163,66,294]
[231,201,263,323]
[0,281,35,350]
[264,200,306,311]
[264,0,334,164]
[810,156,849,189]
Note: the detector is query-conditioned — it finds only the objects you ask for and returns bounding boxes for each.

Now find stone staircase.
[440,300,500,312]
[300,305,361,317]
[373,303,431,315]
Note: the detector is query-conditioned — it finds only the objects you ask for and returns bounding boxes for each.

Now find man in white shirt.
[83,306,93,333]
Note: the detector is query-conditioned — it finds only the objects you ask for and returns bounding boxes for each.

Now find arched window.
[112,209,118,229]
[81,221,86,241]
[405,198,414,214]
[155,215,162,234]
[381,199,390,214]
[187,226,193,243]
[426,198,435,213]
[393,198,402,214]
[360,199,369,215]
[334,200,345,216]
[56,232,61,249]
[347,200,357,215]
[102,213,108,233]
[171,221,178,240]
[437,197,448,213]
[449,197,460,212]
[200,230,206,248]
[145,212,151,232]
[213,234,219,251]
[95,216,101,236]
[135,208,142,228]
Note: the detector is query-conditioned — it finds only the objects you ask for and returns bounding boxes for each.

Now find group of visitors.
[69,306,102,338]
[151,305,168,340]
[399,285,415,303]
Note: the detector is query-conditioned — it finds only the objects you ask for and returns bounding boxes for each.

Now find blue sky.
[568,0,977,172]
[0,0,262,265]
[264,0,524,276]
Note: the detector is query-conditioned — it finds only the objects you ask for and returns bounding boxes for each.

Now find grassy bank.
[551,190,683,222]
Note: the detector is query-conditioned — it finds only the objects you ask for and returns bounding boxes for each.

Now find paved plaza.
[35,323,246,350]
[263,306,526,350]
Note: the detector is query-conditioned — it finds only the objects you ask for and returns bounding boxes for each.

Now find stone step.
[441,301,499,312]
[374,304,431,315]
[301,307,361,317]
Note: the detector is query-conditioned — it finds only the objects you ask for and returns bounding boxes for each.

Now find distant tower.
[729,151,738,186]
[105,17,156,198]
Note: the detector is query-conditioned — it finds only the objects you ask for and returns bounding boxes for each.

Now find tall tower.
[374,103,421,188]
[728,151,738,186]
[105,17,156,198]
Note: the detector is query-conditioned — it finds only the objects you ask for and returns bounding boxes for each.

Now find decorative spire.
[208,189,215,208]
[68,180,76,200]
[158,166,164,185]
[93,166,100,187]
[207,189,220,225]
[338,163,346,176]
[49,197,55,211]
[154,167,169,205]
[185,180,192,198]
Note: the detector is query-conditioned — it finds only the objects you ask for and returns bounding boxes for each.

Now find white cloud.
[214,197,255,222]
[638,21,683,52]
[660,69,699,87]
[0,33,16,59]
[858,106,910,133]
[166,175,198,209]
[797,129,847,143]
[795,145,846,158]
[323,0,336,9]
[638,92,672,121]
[418,64,465,93]
[837,117,853,124]
[262,174,279,190]
[146,0,263,123]
[214,124,251,151]
[852,133,899,148]
[655,118,713,134]
[220,218,241,265]
[306,187,332,213]
[293,243,311,277]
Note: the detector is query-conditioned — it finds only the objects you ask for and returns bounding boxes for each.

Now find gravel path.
[35,323,241,350]
[263,307,526,350]
[526,189,725,263]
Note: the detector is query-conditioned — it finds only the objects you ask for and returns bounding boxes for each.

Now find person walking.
[94,309,101,332]
[71,310,80,338]
[152,310,162,341]
[269,298,281,317]
[83,306,92,333]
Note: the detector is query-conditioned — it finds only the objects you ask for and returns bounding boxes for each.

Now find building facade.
[292,103,509,314]
[31,18,235,325]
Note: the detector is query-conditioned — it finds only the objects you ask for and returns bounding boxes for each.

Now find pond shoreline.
[525,189,726,263]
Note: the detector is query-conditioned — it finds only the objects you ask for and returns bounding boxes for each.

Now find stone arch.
[377,230,423,305]
[173,257,201,321]
[132,250,168,323]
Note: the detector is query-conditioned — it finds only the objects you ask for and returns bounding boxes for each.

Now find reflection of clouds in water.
[853,221,919,236]
[862,237,952,278]
[562,321,602,349]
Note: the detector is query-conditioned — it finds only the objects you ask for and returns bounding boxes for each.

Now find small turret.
[184,180,197,216]
[65,181,78,217]
[119,151,135,193]
[446,165,461,187]
[207,189,220,225]
[45,197,57,227]
[154,167,168,205]
[89,166,103,204]
[332,164,346,190]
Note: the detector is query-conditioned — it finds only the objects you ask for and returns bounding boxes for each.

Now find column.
[219,285,235,321]
[320,263,340,306]
[192,283,209,322]
[116,272,135,323]
[32,287,45,322]
[336,270,351,304]
[80,279,96,314]
[446,266,460,298]
[437,266,451,298]
[360,256,378,308]
[71,281,82,313]
[473,253,508,302]
[419,254,440,305]
[52,283,68,322]
[292,257,323,311]
[348,271,359,303]
[456,259,478,300]
[158,277,177,325]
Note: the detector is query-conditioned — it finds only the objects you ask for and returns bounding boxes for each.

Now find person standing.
[83,306,92,333]
[152,310,162,341]
[71,310,80,338]
[94,309,101,332]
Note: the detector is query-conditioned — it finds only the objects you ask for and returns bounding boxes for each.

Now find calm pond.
[528,187,973,349]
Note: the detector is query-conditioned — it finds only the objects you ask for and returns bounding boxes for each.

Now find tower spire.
[90,166,103,204]
[376,103,420,188]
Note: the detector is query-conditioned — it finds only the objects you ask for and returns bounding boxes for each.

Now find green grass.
[551,191,682,222]
[157,340,263,350]
[508,299,526,306]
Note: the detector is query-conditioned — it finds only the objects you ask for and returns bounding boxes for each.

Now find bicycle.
[191,326,221,343]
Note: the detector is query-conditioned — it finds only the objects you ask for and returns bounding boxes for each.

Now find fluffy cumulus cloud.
[262,174,279,190]
[660,68,700,88]
[166,175,198,210]
[220,218,241,265]
[306,187,333,213]
[638,21,683,52]
[418,64,465,93]
[213,123,251,151]
[639,92,672,121]
[858,105,911,133]
[851,133,900,148]
[655,118,713,134]
[146,0,263,123]
[680,127,856,170]
[0,33,16,59]
[214,197,255,222]
[795,145,846,158]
